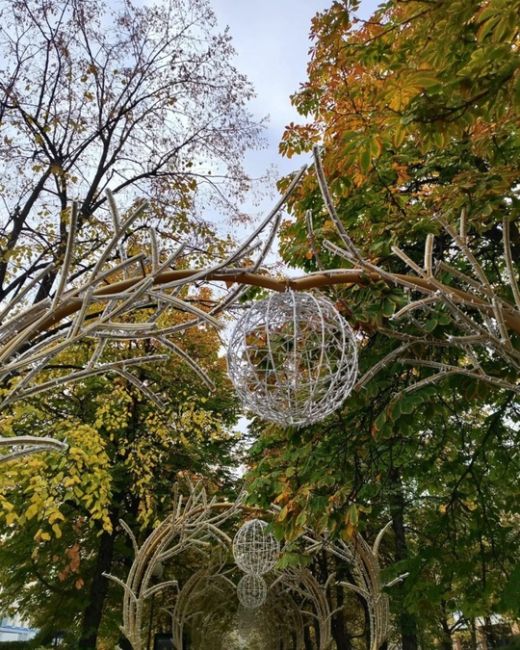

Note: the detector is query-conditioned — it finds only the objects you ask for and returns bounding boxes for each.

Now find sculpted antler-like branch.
[105,482,241,650]
[2,151,517,464]
[310,146,519,396]
[0,169,306,464]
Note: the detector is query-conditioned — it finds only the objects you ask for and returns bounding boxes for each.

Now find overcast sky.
[208,2,381,437]
[211,0,381,196]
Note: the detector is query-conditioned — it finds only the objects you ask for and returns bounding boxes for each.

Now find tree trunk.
[78,517,118,649]
[304,624,315,650]
[469,620,478,650]
[389,467,419,650]
[440,632,453,650]
[440,602,454,650]
[331,585,352,650]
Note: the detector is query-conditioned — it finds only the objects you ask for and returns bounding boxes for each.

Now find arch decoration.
[107,481,405,650]
[169,561,308,649]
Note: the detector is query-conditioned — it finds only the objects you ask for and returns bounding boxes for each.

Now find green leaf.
[360,145,372,174]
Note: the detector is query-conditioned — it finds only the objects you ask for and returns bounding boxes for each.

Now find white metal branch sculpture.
[105,482,242,650]
[271,568,333,650]
[308,146,519,396]
[112,481,399,650]
[0,168,307,463]
[300,522,407,650]
[171,562,308,650]
[2,148,517,463]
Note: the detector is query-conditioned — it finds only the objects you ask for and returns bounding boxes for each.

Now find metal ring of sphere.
[237,574,268,610]
[232,519,280,575]
[227,291,358,427]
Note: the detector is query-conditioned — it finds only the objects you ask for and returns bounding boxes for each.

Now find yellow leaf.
[341,521,355,540]
[369,135,382,158]
[25,504,39,520]
[5,512,17,526]
[278,505,289,522]
[49,510,65,524]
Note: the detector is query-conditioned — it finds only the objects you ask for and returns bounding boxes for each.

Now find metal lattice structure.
[232,519,280,575]
[2,149,517,462]
[171,563,239,650]
[105,482,242,650]
[301,523,408,650]
[233,589,306,649]
[273,568,333,650]
[170,559,309,650]
[227,291,358,427]
[237,574,268,609]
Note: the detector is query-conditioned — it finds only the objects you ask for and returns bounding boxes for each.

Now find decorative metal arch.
[300,524,408,650]
[0,169,306,463]
[170,560,314,650]
[108,482,401,650]
[106,483,242,649]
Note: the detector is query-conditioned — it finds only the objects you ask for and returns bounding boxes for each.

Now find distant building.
[0,615,37,641]
[453,616,519,650]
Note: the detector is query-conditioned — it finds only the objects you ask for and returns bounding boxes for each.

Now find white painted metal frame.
[232,518,280,575]
[227,291,358,427]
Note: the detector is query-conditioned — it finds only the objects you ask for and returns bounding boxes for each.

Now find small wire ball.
[227,291,358,427]
[232,519,280,575]
[237,574,268,609]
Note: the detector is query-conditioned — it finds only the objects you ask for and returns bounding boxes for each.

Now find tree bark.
[78,514,118,649]
[304,624,315,650]
[469,620,478,650]
[440,630,454,650]
[389,467,419,650]
[440,602,454,650]
[331,584,352,650]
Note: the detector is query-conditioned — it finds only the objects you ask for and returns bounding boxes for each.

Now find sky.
[208,1,381,441]
[211,0,381,203]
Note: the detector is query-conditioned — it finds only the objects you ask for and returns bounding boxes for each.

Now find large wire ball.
[227,290,358,427]
[232,519,280,575]
[237,574,268,609]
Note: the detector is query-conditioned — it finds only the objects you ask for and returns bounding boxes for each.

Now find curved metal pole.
[0,436,68,464]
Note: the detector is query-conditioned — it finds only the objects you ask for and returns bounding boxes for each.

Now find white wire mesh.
[227,290,358,427]
[232,519,280,575]
[236,574,268,609]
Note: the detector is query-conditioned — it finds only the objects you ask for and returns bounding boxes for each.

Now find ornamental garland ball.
[237,573,268,609]
[227,290,358,427]
[232,519,280,575]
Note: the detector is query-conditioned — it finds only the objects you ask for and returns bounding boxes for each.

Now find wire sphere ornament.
[237,574,268,609]
[227,290,358,427]
[232,519,280,575]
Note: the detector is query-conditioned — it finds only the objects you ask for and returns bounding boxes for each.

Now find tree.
[245,1,520,648]
[0,303,239,648]
[278,0,520,391]
[0,0,261,305]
